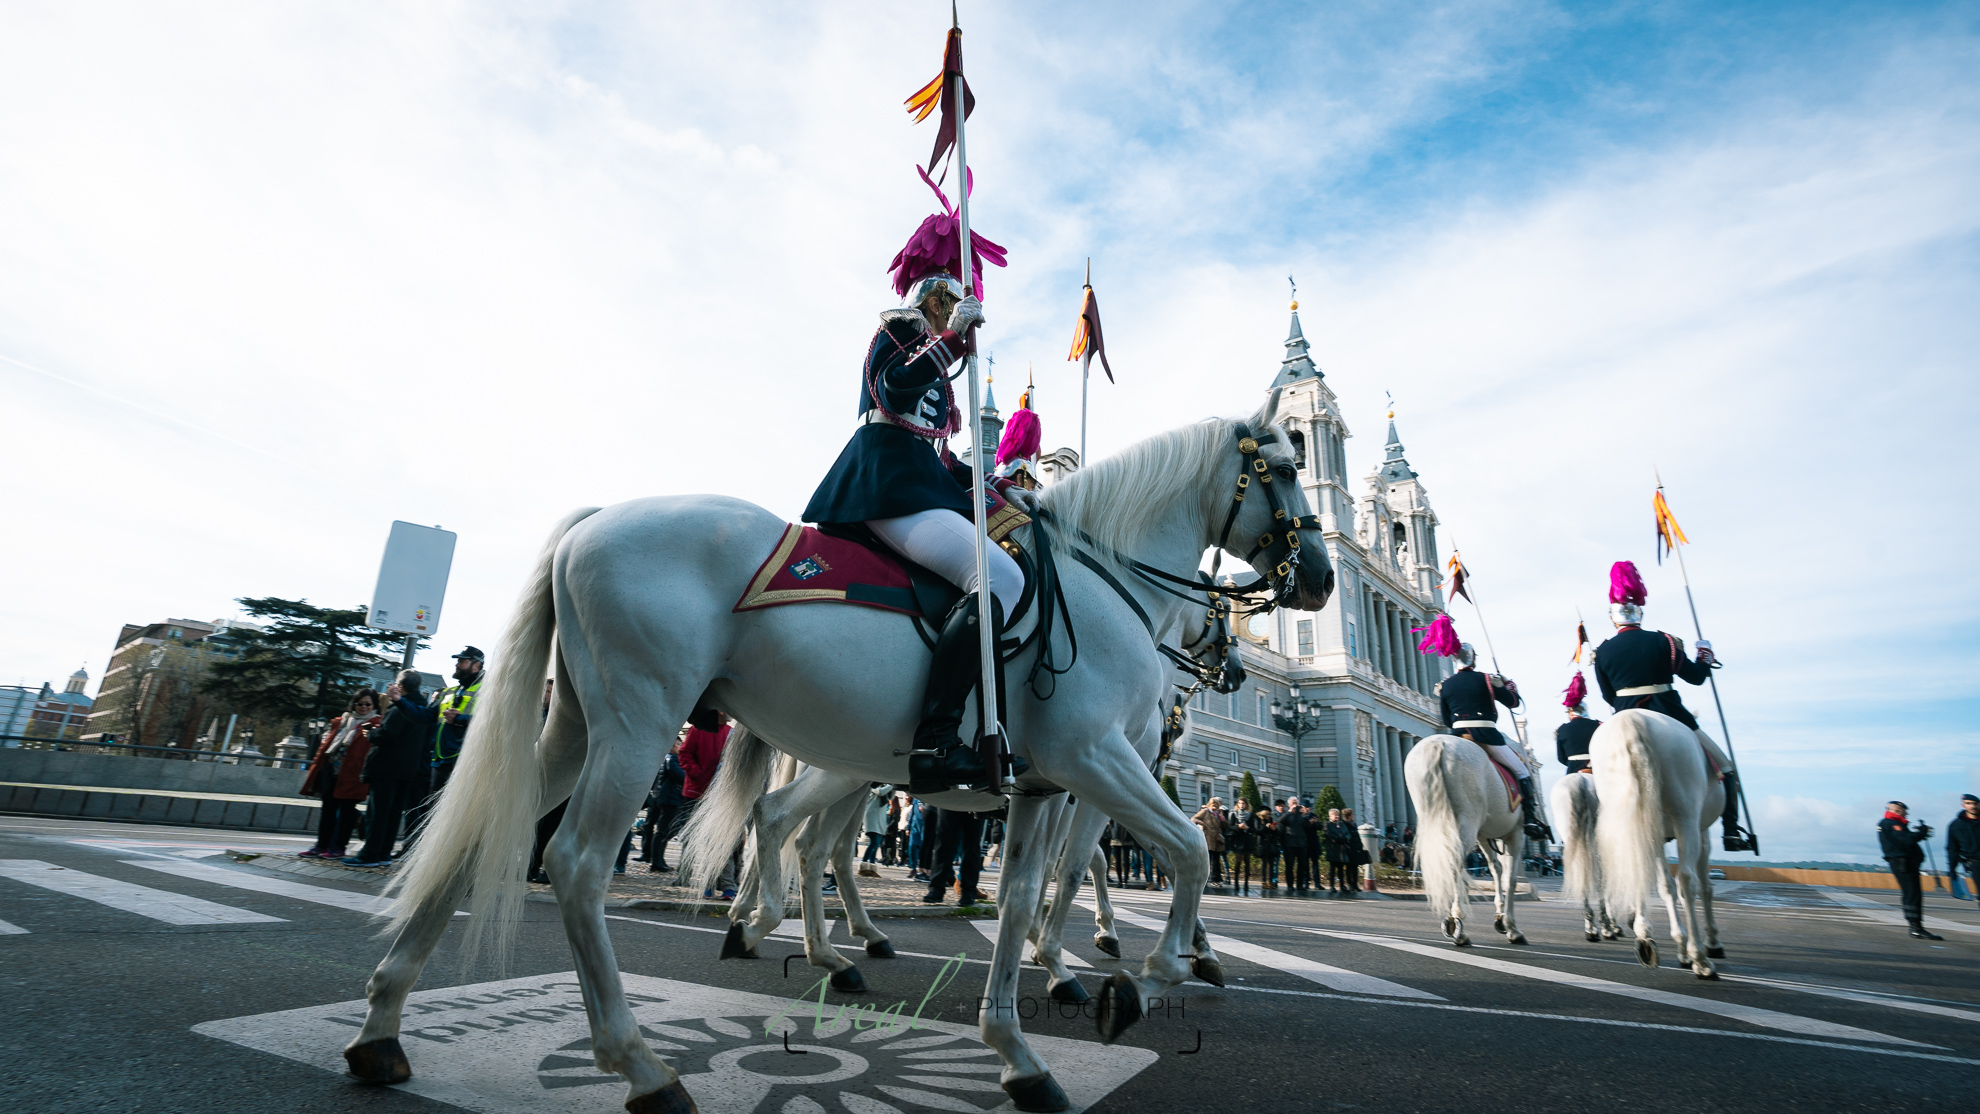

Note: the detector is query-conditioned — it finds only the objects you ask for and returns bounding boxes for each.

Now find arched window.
[1288,429,1307,469]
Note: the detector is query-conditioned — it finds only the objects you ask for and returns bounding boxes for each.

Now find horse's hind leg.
[728,769,854,959]
[345,685,586,1084]
[1031,799,1107,1003]
[827,793,893,958]
[542,726,682,1107]
[1089,849,1120,958]
[976,791,1069,1111]
[794,802,864,990]
[1675,827,1717,978]
[1498,833,1527,945]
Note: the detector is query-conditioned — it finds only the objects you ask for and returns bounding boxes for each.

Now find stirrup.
[907,741,992,794]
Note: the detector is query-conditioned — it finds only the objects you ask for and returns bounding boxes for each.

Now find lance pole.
[1658,470,1757,853]
[1080,258,1090,468]
[1449,537,1534,762]
[952,15,1009,790]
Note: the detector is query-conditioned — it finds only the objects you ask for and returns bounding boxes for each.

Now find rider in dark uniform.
[1555,674,1599,775]
[1438,642,1550,841]
[1592,560,1752,851]
[802,191,1022,792]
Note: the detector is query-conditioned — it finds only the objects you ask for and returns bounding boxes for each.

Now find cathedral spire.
[1378,407,1417,482]
[1270,277,1322,388]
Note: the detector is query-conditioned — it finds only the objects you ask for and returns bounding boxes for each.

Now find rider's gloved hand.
[1696,646,1718,666]
[1004,486,1042,514]
[947,295,985,333]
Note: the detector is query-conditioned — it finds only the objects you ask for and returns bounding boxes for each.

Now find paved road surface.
[2,815,1975,1113]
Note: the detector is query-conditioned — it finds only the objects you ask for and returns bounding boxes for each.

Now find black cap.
[1964,794,1978,803]
[452,646,485,662]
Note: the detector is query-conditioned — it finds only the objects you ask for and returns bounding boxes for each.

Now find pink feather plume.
[1608,560,1647,606]
[888,167,1009,301]
[996,408,1040,465]
[1563,673,1588,709]
[1415,614,1460,657]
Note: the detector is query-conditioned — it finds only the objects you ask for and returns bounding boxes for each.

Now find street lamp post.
[1270,683,1324,801]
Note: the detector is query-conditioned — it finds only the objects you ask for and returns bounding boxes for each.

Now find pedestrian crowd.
[1184,796,1391,897]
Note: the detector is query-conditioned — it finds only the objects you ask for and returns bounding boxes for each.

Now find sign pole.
[951,12,1007,790]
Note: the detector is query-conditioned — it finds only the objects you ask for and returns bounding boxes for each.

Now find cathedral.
[973,300,1465,835]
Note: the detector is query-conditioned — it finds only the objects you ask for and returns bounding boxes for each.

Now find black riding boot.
[1517,777,1551,842]
[1720,771,1754,852]
[908,597,1018,793]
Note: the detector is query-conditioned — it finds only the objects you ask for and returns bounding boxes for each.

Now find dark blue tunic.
[1438,668,1518,747]
[804,311,975,526]
[1593,627,1711,730]
[1555,716,1600,773]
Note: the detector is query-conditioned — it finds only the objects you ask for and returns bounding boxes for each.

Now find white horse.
[1405,734,1527,947]
[349,399,1332,1114]
[1549,772,1620,941]
[1593,709,1724,978]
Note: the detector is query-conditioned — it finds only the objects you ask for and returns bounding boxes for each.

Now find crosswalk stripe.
[1311,929,1935,1047]
[0,860,284,926]
[122,860,394,915]
[969,917,1092,967]
[769,918,831,940]
[1084,900,1439,999]
[0,919,27,934]
[1815,887,1980,936]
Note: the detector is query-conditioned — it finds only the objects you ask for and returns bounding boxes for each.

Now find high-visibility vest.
[433,677,483,762]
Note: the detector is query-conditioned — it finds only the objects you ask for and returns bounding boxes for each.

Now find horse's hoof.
[1095,972,1142,1044]
[625,1079,698,1114]
[1453,936,1472,948]
[1002,1072,1071,1113]
[829,966,867,993]
[1585,932,1601,942]
[1191,955,1225,988]
[343,1037,411,1085]
[1507,934,1528,946]
[1635,938,1659,968]
[1705,946,1726,959]
[720,922,752,960]
[1093,934,1121,959]
[1693,962,1718,980]
[866,939,896,959]
[1048,977,1090,1004]
[1493,915,1507,934]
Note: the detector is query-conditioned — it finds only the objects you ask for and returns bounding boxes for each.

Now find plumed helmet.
[1563,672,1589,713]
[1453,642,1477,667]
[888,167,1008,303]
[1608,560,1646,625]
[1415,614,1461,657]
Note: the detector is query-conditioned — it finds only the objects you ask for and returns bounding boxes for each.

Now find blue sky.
[0,2,1973,862]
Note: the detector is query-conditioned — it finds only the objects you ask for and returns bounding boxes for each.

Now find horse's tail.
[1411,736,1470,923]
[679,724,776,898]
[385,505,602,968]
[1597,712,1664,916]
[1551,775,1600,912]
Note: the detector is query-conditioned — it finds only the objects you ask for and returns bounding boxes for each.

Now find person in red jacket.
[677,708,737,897]
[300,689,381,859]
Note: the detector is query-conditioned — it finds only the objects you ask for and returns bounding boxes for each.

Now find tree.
[200,598,409,744]
[1238,771,1261,813]
[1315,784,1348,816]
[1160,775,1181,808]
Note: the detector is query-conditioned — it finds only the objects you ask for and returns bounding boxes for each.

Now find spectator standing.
[344,672,434,866]
[1323,808,1352,894]
[1879,801,1942,939]
[402,647,485,853]
[642,743,687,872]
[1225,809,1255,895]
[1279,801,1310,893]
[860,784,890,875]
[678,708,737,897]
[922,806,990,906]
[1256,808,1281,890]
[1947,794,1980,895]
[1341,807,1366,895]
[1304,803,1326,888]
[300,689,381,859]
[1192,798,1227,886]
[906,797,929,881]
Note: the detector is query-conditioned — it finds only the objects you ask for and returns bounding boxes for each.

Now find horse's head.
[1220,387,1336,613]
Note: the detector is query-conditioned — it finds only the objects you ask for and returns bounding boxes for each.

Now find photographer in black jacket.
[1879,801,1942,939]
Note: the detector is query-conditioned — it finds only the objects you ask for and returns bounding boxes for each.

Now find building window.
[1289,429,1307,469]
[1229,748,1239,766]
[1257,691,1267,725]
[1200,782,1212,806]
[1256,755,1270,773]
[1347,619,1357,657]
[1297,619,1314,656]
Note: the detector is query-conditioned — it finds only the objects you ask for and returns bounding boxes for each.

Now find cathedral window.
[1347,619,1357,657]
[1296,619,1314,656]
[1289,430,1307,469]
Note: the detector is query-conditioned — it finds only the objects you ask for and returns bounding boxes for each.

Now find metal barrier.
[0,736,310,769]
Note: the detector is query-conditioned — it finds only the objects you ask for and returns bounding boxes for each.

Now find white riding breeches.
[866,509,1023,615]
[1484,743,1530,780]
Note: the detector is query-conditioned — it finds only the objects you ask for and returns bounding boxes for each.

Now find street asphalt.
[2,814,1975,1114]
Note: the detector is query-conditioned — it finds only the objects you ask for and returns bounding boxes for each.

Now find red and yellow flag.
[904,26,974,181]
[1443,553,1472,603]
[1067,284,1114,383]
[1571,619,1589,663]
[1654,488,1688,564]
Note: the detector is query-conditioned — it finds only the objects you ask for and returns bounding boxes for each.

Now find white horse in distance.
[1592,708,1725,978]
[1549,772,1621,941]
[1405,734,1528,947]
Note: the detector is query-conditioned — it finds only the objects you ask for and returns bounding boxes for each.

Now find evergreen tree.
[1160,775,1181,808]
[1238,771,1261,813]
[1315,784,1348,815]
[200,598,410,740]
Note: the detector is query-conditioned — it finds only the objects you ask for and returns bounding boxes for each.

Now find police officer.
[1440,643,1549,840]
[401,646,484,854]
[1879,802,1942,940]
[1593,562,1752,851]
[1556,696,1599,775]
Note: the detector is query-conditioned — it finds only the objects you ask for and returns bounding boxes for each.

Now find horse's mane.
[1036,418,1235,557]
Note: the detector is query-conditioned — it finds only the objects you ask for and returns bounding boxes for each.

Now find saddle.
[733,489,1036,648]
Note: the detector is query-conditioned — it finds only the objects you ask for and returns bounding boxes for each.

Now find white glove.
[1696,646,1717,666]
[1004,485,1042,513]
[947,295,985,333]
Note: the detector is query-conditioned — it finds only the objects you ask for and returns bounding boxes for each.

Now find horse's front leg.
[724,770,849,960]
[793,810,864,991]
[542,739,685,1110]
[976,792,1069,1113]
[1029,799,1106,1004]
[1499,832,1527,945]
[825,793,894,958]
[1674,824,1717,978]
[1089,849,1121,957]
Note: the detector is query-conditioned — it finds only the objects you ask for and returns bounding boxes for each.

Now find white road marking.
[1816,886,1980,935]
[0,859,284,926]
[1089,900,1440,999]
[122,859,393,915]
[969,916,1092,967]
[769,917,831,940]
[1312,929,1934,1047]
[0,919,27,934]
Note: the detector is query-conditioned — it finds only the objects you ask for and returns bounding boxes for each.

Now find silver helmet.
[903,271,965,309]
[1453,642,1477,668]
[1609,601,1643,625]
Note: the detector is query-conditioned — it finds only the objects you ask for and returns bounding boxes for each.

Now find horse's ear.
[1250,386,1285,432]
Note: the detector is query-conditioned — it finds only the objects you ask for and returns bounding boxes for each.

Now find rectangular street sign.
[368,521,456,636]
